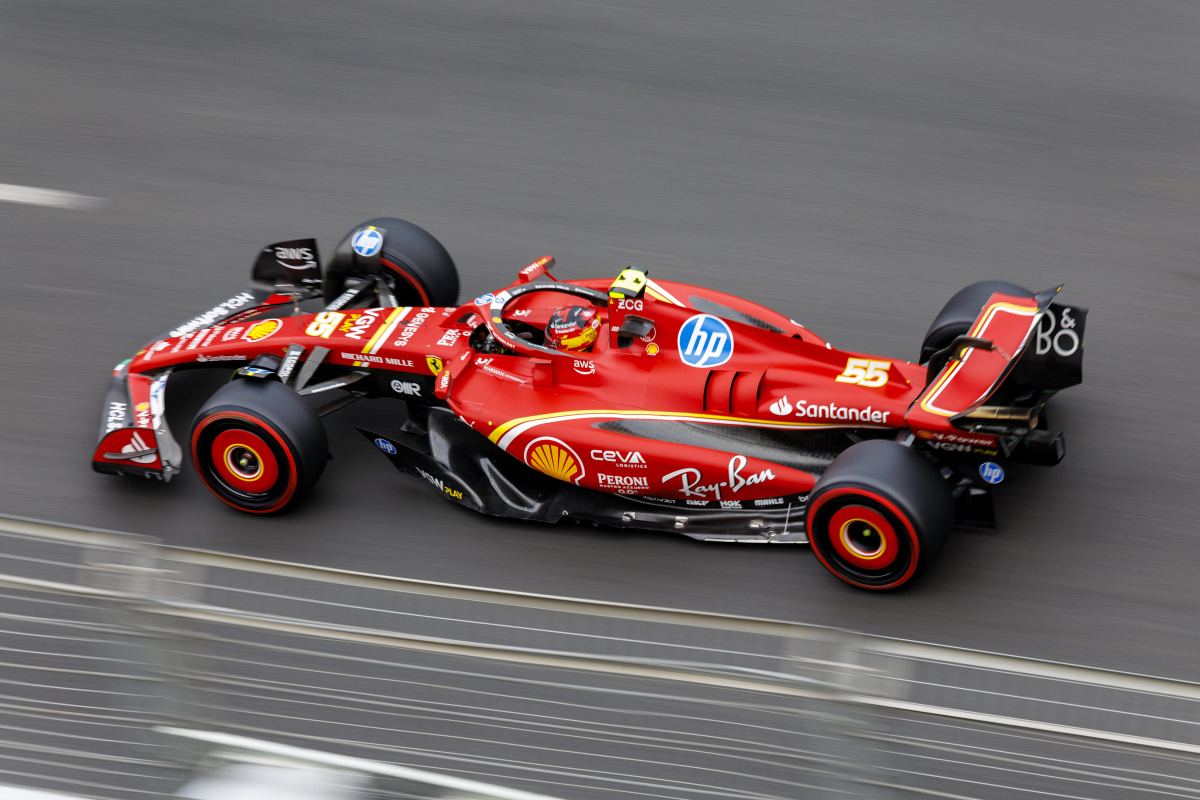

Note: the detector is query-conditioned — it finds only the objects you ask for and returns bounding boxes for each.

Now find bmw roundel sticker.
[374,438,397,455]
[352,228,384,258]
[678,314,734,368]
[979,462,1005,484]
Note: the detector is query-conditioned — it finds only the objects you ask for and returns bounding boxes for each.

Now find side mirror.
[616,315,654,349]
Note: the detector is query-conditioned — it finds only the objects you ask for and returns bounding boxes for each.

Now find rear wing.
[906,287,1086,438]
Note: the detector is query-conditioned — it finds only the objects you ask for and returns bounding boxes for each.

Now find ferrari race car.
[94,218,1086,589]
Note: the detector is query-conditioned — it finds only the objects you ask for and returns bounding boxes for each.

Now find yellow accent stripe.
[489,408,884,450]
[919,299,1039,417]
[645,279,684,306]
[919,358,967,416]
[363,307,407,355]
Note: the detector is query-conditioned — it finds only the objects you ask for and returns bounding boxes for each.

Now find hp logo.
[979,462,1005,484]
[352,229,384,257]
[678,314,734,368]
[374,438,397,455]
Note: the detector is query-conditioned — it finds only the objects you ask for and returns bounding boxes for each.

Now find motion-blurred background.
[2,2,1200,797]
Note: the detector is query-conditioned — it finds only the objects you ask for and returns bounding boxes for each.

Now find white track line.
[0,183,104,209]
[0,785,101,800]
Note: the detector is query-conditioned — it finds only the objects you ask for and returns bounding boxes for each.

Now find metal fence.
[2,514,1200,800]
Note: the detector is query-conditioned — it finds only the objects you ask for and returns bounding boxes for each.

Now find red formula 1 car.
[94,218,1086,589]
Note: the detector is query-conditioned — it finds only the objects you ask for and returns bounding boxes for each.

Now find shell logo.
[242,319,283,342]
[523,437,585,484]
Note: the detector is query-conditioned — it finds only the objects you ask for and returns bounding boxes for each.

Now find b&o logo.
[678,314,734,368]
[979,462,1005,484]
[352,229,384,257]
[1035,307,1081,358]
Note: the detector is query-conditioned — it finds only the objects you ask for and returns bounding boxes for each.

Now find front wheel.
[190,379,328,513]
[807,440,953,590]
[323,217,459,307]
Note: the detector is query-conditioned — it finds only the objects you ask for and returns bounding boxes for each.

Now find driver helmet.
[545,305,600,352]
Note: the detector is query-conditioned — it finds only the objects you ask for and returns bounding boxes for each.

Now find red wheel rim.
[192,409,301,514]
[211,429,279,493]
[807,486,921,590]
[828,505,899,569]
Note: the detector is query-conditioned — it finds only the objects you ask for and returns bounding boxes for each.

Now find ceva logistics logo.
[678,314,734,368]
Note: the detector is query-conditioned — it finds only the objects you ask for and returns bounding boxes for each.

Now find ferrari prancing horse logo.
[426,356,443,375]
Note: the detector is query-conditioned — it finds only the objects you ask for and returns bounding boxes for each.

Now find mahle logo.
[678,314,733,368]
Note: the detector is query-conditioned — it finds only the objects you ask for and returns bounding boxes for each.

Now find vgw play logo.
[678,314,734,368]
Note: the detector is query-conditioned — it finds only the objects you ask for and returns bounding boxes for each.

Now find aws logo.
[524,437,585,485]
[274,246,316,269]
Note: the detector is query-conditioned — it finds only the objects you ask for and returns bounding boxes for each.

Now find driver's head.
[545,305,599,352]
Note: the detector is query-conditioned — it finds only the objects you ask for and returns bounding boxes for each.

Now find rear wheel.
[807,440,953,590]
[190,379,328,513]
[323,217,459,307]
[920,280,1032,376]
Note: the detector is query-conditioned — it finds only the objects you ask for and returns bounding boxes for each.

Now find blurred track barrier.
[1,514,1200,799]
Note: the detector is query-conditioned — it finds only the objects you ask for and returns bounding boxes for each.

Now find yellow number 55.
[836,358,891,388]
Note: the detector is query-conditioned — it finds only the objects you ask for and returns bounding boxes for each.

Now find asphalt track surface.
[2,1,1199,679]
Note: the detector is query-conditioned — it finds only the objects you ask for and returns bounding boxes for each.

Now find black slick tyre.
[920,280,1033,373]
[807,440,954,590]
[324,217,459,307]
[190,379,328,514]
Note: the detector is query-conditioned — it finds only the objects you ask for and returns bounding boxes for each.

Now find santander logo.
[768,394,891,424]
